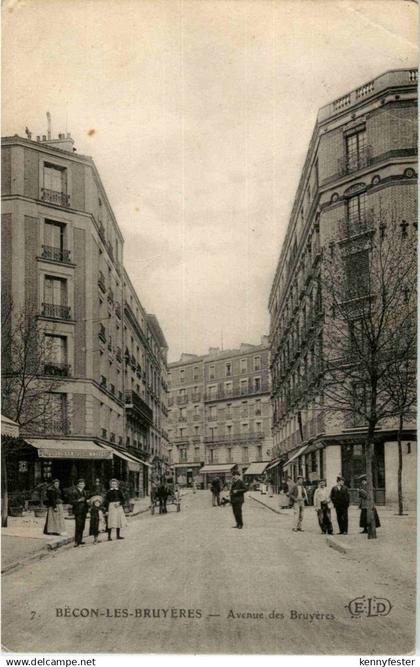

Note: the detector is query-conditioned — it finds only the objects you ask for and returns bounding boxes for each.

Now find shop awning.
[265,458,283,472]
[1,415,20,438]
[243,461,271,476]
[199,464,235,474]
[101,445,152,471]
[283,444,309,469]
[25,439,113,460]
[171,463,203,468]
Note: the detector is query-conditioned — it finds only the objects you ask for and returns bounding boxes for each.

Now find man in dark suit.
[230,472,247,529]
[330,475,350,534]
[71,479,89,546]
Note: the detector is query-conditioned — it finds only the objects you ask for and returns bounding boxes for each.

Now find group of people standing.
[289,474,381,535]
[43,477,128,546]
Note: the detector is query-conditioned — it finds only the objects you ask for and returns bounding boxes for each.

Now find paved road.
[2,492,415,654]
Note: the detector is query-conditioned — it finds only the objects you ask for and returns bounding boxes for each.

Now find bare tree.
[1,302,70,526]
[320,209,416,539]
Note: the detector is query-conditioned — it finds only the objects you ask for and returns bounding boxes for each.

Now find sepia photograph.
[1,0,418,656]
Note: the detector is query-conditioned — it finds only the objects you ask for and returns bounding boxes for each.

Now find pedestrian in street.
[92,477,106,497]
[313,480,333,535]
[358,476,381,534]
[157,481,169,514]
[289,476,308,532]
[210,477,221,506]
[43,479,67,536]
[330,475,350,535]
[230,471,247,528]
[286,476,296,508]
[104,479,127,540]
[278,480,289,509]
[71,479,89,547]
[267,477,274,498]
[88,495,106,544]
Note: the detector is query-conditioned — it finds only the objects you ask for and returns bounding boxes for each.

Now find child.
[89,495,106,544]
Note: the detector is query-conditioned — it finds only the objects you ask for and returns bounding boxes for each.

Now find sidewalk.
[1,496,152,573]
[248,490,416,578]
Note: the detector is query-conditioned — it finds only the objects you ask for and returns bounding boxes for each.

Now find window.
[179,407,186,420]
[194,447,200,461]
[209,365,215,379]
[240,379,248,395]
[194,404,200,415]
[346,192,367,226]
[168,449,172,464]
[345,129,367,172]
[208,385,217,399]
[255,422,262,433]
[254,356,261,371]
[255,399,261,416]
[224,381,232,395]
[43,276,69,319]
[241,422,249,433]
[180,448,187,463]
[240,358,247,374]
[44,164,66,193]
[254,377,261,392]
[225,362,232,377]
[241,401,248,417]
[256,445,262,461]
[209,406,217,421]
[226,448,233,463]
[194,425,200,436]
[43,393,67,434]
[193,366,199,380]
[226,403,232,417]
[345,249,370,298]
[226,424,232,438]
[43,221,68,262]
[242,447,249,463]
[180,369,185,384]
[44,335,68,376]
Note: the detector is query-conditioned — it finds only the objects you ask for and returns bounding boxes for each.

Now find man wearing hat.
[330,475,350,534]
[289,476,308,532]
[71,479,89,547]
[230,471,248,529]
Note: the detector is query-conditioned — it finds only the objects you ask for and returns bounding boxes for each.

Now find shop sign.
[38,449,112,460]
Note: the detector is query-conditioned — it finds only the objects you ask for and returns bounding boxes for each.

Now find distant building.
[268,69,417,507]
[168,338,272,487]
[1,129,168,498]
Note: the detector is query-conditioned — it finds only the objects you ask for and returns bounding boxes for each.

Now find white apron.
[107,502,128,529]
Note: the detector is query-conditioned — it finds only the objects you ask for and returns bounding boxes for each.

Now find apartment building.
[268,69,417,506]
[168,338,272,487]
[1,129,168,497]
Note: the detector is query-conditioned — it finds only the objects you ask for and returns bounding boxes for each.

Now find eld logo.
[346,596,392,618]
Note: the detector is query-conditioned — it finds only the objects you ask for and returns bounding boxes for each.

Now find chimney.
[46,111,51,140]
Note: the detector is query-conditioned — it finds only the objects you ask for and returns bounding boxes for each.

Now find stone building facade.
[268,69,417,507]
[168,339,272,487]
[1,131,168,498]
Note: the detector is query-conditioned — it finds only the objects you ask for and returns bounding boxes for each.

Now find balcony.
[41,303,71,320]
[107,288,114,304]
[337,214,374,241]
[115,302,122,319]
[124,389,153,426]
[191,393,201,402]
[115,346,122,362]
[204,381,270,402]
[204,432,265,445]
[44,418,70,435]
[98,221,106,243]
[100,375,107,389]
[193,414,201,421]
[98,323,106,343]
[98,271,106,293]
[177,395,188,405]
[337,145,372,176]
[40,188,70,207]
[41,245,71,263]
[44,362,71,377]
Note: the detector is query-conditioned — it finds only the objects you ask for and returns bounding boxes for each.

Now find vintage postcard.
[1,0,417,657]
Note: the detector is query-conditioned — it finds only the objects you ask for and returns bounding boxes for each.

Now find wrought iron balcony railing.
[337,145,372,176]
[98,271,106,292]
[42,303,71,320]
[41,245,71,263]
[44,362,71,377]
[98,323,106,343]
[41,188,70,207]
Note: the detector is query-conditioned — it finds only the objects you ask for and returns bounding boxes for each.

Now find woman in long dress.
[359,477,381,534]
[104,479,127,541]
[43,479,67,535]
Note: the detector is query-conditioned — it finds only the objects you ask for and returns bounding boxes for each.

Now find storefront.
[172,463,203,488]
[199,463,236,489]
[243,461,272,487]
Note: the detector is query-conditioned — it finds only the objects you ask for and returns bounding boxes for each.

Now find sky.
[2,0,417,362]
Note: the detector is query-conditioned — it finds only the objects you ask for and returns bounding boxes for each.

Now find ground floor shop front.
[273,430,417,509]
[5,437,152,508]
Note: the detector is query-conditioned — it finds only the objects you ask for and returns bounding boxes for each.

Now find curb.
[326,536,352,555]
[249,494,290,516]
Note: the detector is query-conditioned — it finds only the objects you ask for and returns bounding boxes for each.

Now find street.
[2,492,415,654]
